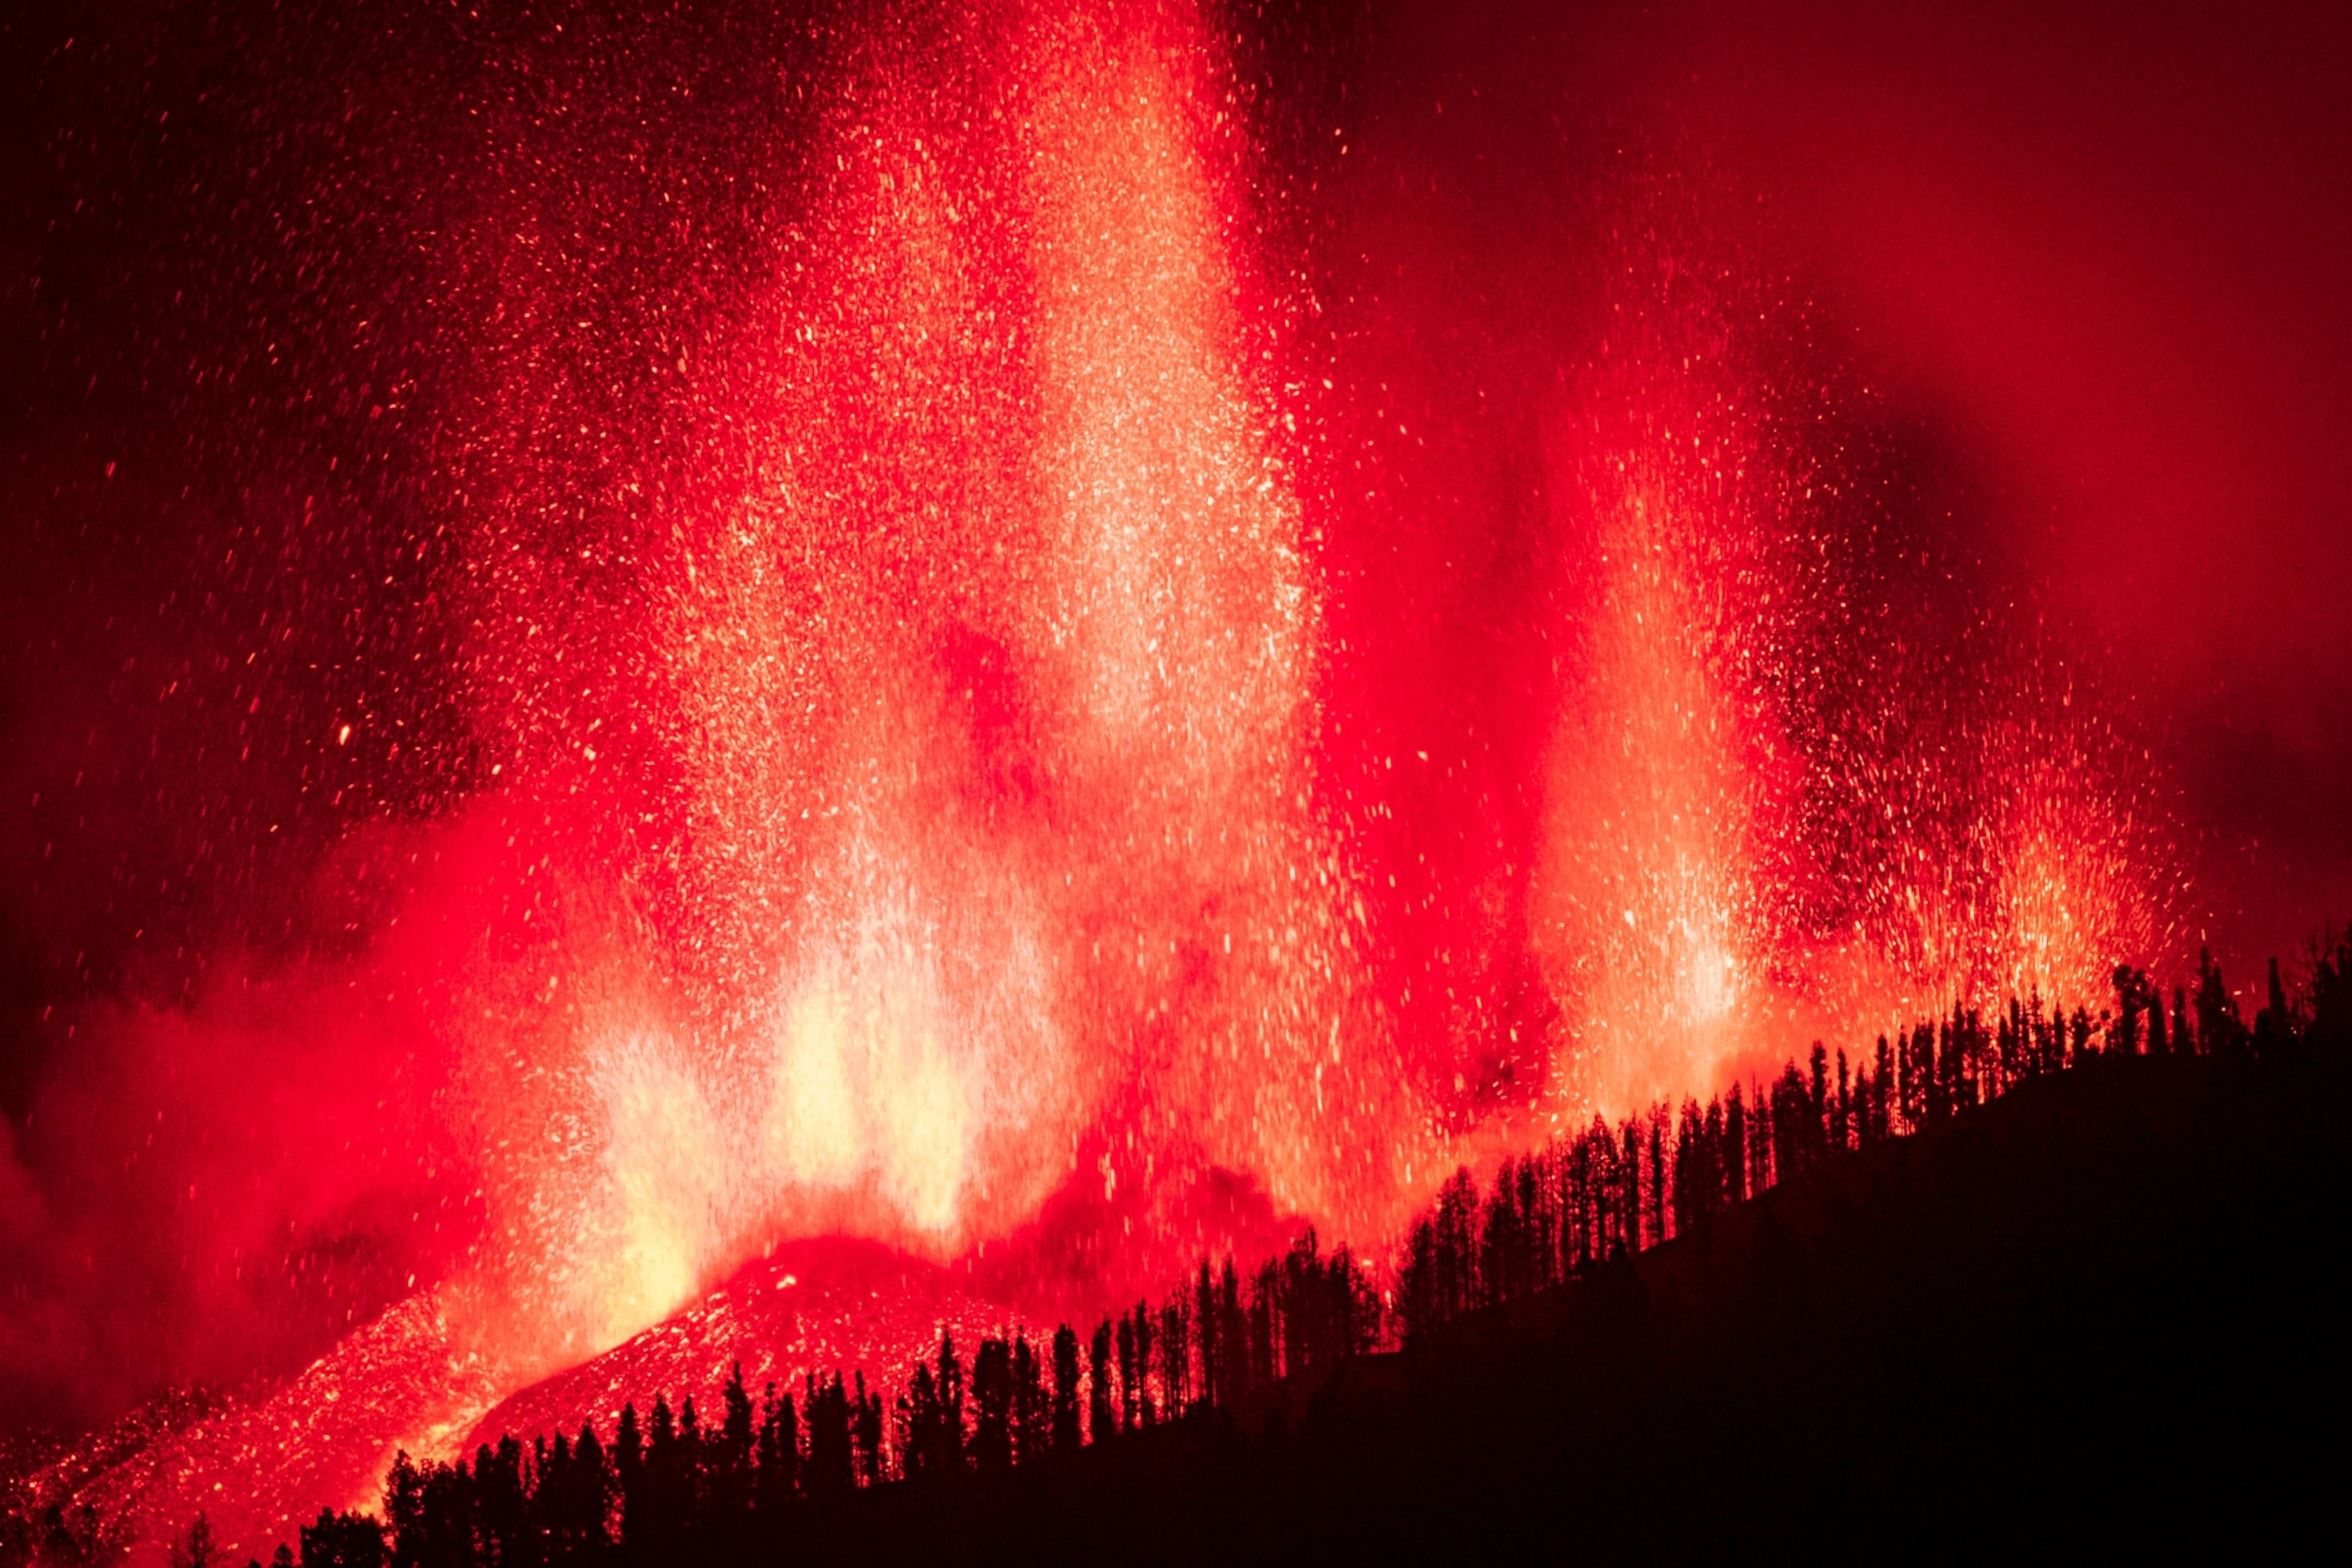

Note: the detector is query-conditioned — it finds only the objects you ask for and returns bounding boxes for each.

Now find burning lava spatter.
[14,5,2186,1560]
[434,0,1406,1372]
[1533,253,2180,1115]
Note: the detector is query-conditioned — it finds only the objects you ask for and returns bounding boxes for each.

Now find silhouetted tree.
[1648,1106,1669,1244]
[1396,1215,1442,1345]
[1193,1261,1220,1412]
[1808,1043,1830,1140]
[1833,1048,1854,1150]
[1723,1084,1749,1207]
[707,1364,754,1522]
[36,1503,100,1568]
[938,1335,965,1472]
[1116,1312,1141,1433]
[1129,1306,1158,1428]
[852,1374,886,1488]
[298,1510,384,1568]
[413,1452,473,1568]
[2256,956,2295,1057]
[2112,965,2151,1057]
[1089,1319,1117,1440]
[971,1337,1014,1474]
[895,1361,947,1481]
[2197,947,2244,1057]
[1158,1297,1190,1416]
[169,1513,216,1568]
[1620,1119,1646,1254]
[568,1421,612,1557]
[1478,1161,1529,1306]
[382,1454,425,1568]
[1051,1325,1083,1449]
[803,1374,855,1496]
[1672,1099,1710,1236]
[1246,1264,1278,1393]
[1013,1331,1050,1459]
[2311,928,2352,1053]
[1220,1260,1250,1406]
[611,1403,643,1541]
[753,1385,799,1516]
[1870,1035,1894,1139]
[472,1437,524,1568]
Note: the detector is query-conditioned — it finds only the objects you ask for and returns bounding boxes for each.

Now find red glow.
[1532,265,2177,1112]
[8,4,2256,1560]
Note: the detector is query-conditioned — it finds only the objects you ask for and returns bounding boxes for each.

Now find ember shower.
[4,0,2227,1554]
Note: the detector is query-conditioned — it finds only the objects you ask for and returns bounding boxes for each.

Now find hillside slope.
[790,1050,2348,1562]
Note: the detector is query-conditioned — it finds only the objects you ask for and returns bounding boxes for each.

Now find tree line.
[61,1231,1377,1568]
[6,935,2345,1568]
[1393,940,2350,1340]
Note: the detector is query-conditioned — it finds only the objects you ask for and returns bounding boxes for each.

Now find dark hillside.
[805,1050,2348,1562]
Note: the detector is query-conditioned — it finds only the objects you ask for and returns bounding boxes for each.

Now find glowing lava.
[1533,256,2179,1112]
[418,0,1412,1438]
[12,5,2193,1560]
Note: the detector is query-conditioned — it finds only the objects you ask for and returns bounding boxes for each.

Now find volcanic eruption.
[5,2,2347,1560]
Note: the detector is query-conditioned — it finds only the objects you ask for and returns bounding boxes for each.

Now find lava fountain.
[1533,249,2179,1112]
[418,0,1414,1409]
[7,2,2197,1559]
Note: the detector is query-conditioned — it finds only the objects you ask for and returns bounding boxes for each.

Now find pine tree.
[613,1402,645,1549]
[1730,1083,1754,1205]
[1397,1216,1442,1344]
[1648,1106,1670,1245]
[168,1513,216,1568]
[2112,965,2148,1057]
[971,1336,1014,1474]
[1089,1319,1117,1439]
[1051,1325,1084,1449]
[936,1333,967,1472]
[713,1362,755,1521]
[296,1510,385,1568]
[1194,1259,1220,1410]
[1620,1119,1645,1253]
[677,1394,706,1522]
[381,1454,423,1568]
[804,1374,855,1495]
[1014,1330,1051,1457]
[754,1384,799,1515]
[853,1374,886,1488]
[474,1437,525,1568]
[1833,1048,1853,1151]
[2197,947,2243,1057]
[573,1420,612,1553]
[1130,1307,1158,1427]
[897,1361,942,1480]
[1247,1263,1279,1389]
[1159,1297,1190,1416]
[2256,956,2294,1057]
[2311,929,2352,1052]
[1116,1313,1140,1432]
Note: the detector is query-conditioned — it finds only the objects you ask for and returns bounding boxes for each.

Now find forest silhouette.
[8,936,2348,1564]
